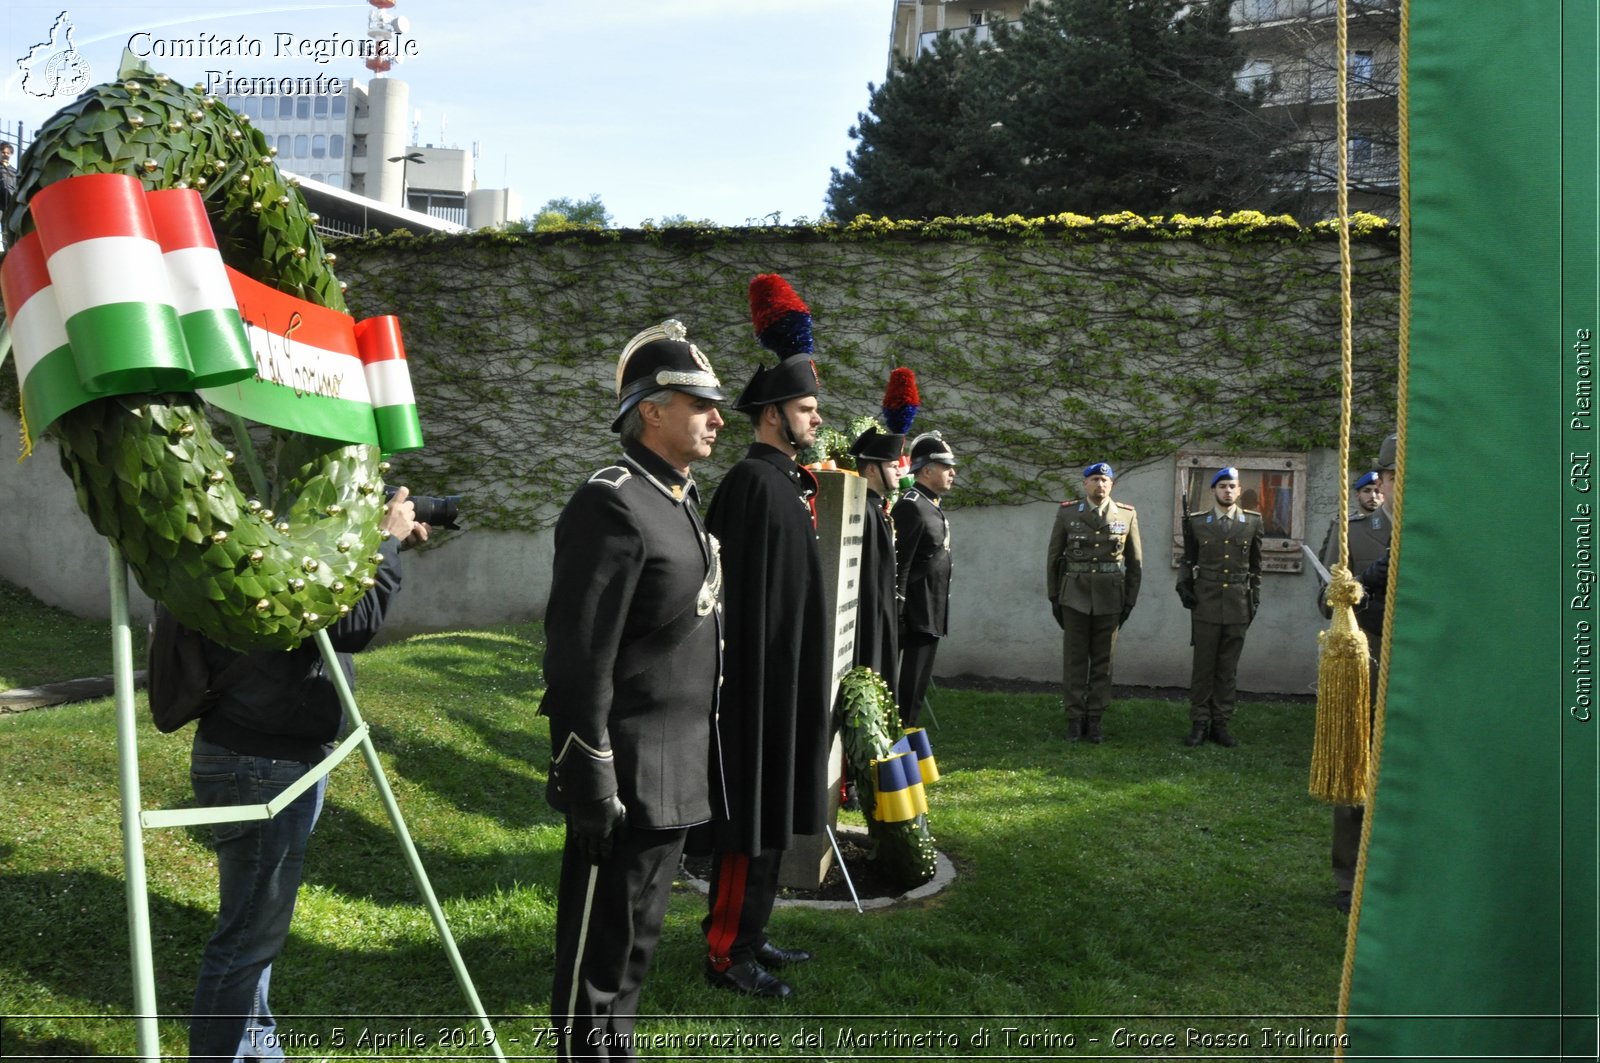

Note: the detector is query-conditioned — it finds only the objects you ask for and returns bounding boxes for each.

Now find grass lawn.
[0,583,1349,1059]
[0,580,138,690]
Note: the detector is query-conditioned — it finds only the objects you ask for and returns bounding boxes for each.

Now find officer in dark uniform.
[1176,466,1263,747]
[893,431,955,727]
[1047,461,1142,743]
[849,425,905,684]
[540,319,727,1060]
[1315,470,1388,620]
[1329,434,1397,912]
[700,273,830,1000]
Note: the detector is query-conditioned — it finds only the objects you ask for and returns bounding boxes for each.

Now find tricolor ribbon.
[1,172,422,456]
[201,270,424,455]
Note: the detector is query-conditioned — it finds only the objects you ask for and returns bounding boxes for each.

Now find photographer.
[188,488,427,1062]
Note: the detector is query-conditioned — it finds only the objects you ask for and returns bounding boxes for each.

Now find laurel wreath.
[837,666,939,888]
[4,57,388,651]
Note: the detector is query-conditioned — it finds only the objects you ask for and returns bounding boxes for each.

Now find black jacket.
[196,538,402,763]
[540,443,724,830]
[892,485,952,637]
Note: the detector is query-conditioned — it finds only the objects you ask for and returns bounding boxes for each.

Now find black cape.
[854,488,899,683]
[698,443,831,856]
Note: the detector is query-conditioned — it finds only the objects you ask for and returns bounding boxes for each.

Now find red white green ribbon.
[1,173,253,443]
[200,270,424,455]
[1,172,422,455]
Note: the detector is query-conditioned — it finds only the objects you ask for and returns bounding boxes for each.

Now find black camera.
[384,486,462,530]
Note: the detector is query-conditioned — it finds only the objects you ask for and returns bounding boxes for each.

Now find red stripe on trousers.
[706,852,749,969]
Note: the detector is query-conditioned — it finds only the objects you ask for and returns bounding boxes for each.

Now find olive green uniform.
[1178,506,1263,724]
[1047,498,1142,729]
[1315,507,1391,621]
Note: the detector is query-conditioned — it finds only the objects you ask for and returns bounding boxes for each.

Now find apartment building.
[238,76,520,230]
[886,0,1400,217]
[888,0,1032,65]
[1231,0,1400,215]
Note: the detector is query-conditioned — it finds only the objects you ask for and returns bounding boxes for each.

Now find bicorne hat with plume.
[850,367,919,463]
[733,273,821,412]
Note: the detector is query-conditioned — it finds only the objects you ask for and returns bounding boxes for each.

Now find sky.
[0,1,896,227]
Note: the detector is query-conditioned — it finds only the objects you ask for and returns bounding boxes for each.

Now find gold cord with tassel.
[1337,0,1410,1047]
[1308,0,1371,807]
[1312,564,1370,802]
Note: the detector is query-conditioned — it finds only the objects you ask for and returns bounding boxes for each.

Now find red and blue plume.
[749,273,814,359]
[882,366,920,435]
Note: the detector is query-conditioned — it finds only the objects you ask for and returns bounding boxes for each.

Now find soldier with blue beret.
[1176,466,1264,747]
[1046,462,1142,742]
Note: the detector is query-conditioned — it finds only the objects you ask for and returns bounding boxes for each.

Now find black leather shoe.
[705,959,792,998]
[1066,718,1084,742]
[1184,722,1209,747]
[1334,891,1352,915]
[756,942,813,968]
[1209,721,1238,747]
[1086,719,1104,744]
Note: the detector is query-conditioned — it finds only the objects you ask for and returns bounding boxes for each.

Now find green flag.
[1345,0,1598,1057]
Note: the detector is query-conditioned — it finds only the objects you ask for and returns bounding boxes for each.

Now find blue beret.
[1083,462,1114,479]
[1211,467,1239,487]
[1354,470,1380,490]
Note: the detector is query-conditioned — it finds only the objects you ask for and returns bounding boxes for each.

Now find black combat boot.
[1085,718,1104,744]
[1184,721,1209,747]
[1209,720,1239,747]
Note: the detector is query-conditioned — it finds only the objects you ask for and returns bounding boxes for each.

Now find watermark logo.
[17,11,92,99]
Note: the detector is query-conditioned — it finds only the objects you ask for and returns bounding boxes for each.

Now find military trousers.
[703,848,783,969]
[898,629,941,728]
[1188,618,1248,723]
[552,824,688,1061]
[1061,608,1120,722]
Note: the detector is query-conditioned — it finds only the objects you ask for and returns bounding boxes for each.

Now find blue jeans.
[188,736,326,1062]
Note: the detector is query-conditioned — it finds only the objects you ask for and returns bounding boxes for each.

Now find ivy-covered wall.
[0,214,1399,690]
[330,214,1399,531]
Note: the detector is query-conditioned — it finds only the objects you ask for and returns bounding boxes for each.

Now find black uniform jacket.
[540,442,724,830]
[854,488,899,682]
[700,442,830,856]
[196,537,402,763]
[892,485,952,637]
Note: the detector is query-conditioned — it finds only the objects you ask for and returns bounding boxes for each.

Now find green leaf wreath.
[837,666,938,889]
[3,56,389,650]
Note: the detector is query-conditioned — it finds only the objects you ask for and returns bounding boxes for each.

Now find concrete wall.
[0,408,551,637]
[1,410,155,624]
[2,407,1352,693]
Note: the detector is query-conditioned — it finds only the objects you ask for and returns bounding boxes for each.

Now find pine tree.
[826,32,997,220]
[827,0,1297,220]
